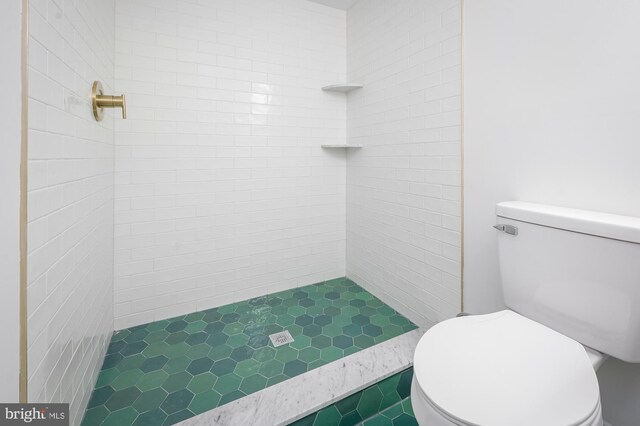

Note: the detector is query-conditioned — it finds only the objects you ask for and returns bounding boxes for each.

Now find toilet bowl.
[411,311,604,426]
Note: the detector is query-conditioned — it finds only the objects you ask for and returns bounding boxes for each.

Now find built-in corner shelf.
[321,83,364,93]
[321,144,363,149]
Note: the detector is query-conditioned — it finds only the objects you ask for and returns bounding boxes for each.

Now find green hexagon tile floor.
[291,368,417,426]
[82,278,417,425]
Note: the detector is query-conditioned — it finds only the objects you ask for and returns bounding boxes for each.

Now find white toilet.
[411,201,640,426]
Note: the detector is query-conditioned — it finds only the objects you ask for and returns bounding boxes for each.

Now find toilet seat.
[411,377,602,426]
[413,310,602,426]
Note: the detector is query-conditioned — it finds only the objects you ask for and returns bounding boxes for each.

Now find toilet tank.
[496,201,640,362]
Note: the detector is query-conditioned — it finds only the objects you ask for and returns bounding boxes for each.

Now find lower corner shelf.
[321,144,363,149]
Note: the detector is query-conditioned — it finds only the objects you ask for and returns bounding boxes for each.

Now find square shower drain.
[269,330,294,347]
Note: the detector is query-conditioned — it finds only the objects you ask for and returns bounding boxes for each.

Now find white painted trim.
[0,0,23,403]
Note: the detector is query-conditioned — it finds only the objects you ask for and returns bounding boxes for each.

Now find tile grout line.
[178,328,425,426]
[355,398,413,426]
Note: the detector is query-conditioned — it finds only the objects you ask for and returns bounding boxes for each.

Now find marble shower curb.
[177,328,425,426]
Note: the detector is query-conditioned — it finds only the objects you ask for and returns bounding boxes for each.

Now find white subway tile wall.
[27,0,115,424]
[113,0,348,329]
[346,0,462,327]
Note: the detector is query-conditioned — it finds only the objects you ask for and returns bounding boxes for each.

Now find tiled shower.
[25,0,460,424]
[26,1,461,423]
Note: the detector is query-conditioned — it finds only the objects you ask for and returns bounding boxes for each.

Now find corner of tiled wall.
[345,0,463,328]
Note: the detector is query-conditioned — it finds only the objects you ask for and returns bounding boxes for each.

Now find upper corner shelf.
[321,144,363,149]
[321,83,364,93]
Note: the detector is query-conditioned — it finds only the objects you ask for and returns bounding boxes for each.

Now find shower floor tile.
[82,278,416,426]
[290,368,415,426]
[361,398,417,426]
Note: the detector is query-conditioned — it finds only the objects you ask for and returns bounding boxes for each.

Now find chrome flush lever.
[494,224,518,235]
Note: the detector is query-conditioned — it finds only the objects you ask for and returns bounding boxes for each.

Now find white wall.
[346,0,462,327]
[0,0,23,403]
[27,0,115,423]
[464,2,640,425]
[113,0,347,329]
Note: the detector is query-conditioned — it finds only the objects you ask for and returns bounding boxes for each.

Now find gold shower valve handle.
[92,81,127,121]
[96,94,127,118]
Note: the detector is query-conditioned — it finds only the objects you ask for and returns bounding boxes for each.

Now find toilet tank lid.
[496,201,640,244]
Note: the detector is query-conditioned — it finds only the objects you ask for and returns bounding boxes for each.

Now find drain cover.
[269,330,294,347]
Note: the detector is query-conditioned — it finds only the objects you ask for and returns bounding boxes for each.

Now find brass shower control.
[92,81,126,121]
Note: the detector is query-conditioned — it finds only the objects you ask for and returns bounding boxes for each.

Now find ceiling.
[307,0,358,10]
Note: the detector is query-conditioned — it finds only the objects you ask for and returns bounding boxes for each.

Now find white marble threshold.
[178,328,425,426]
